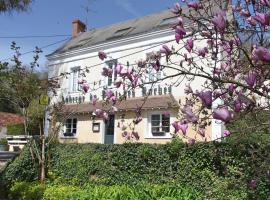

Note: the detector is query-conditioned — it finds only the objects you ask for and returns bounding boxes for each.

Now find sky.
[0,0,177,71]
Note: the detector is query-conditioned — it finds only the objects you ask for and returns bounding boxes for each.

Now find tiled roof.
[0,112,24,126]
[62,95,179,114]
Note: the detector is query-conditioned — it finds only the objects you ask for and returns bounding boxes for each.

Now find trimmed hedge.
[6,123,25,135]
[1,138,270,199]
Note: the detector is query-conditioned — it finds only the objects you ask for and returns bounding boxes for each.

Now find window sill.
[144,136,173,139]
[60,136,77,139]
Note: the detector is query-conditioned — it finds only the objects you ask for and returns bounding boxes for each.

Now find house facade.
[46,9,224,144]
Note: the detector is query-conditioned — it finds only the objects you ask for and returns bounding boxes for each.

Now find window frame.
[105,59,117,87]
[70,67,81,92]
[146,111,172,139]
[64,118,77,137]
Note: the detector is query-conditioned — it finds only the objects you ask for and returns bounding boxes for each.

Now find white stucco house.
[45,8,224,144]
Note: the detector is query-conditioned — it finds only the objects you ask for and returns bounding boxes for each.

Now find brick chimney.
[72,19,86,38]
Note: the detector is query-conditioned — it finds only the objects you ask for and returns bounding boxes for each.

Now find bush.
[6,123,25,135]
[43,183,202,200]
[0,138,8,145]
[2,139,270,199]
[8,181,45,200]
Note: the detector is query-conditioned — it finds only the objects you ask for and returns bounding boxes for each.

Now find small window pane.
[152,127,160,133]
[151,121,160,126]
[162,126,170,132]
[66,128,71,133]
[151,115,160,121]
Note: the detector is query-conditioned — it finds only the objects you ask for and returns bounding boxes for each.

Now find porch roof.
[62,95,179,114]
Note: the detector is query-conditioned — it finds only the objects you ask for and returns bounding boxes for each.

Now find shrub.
[8,181,45,200]
[6,123,25,136]
[2,139,270,199]
[0,138,8,145]
[43,183,202,200]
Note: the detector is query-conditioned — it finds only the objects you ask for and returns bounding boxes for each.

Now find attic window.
[113,27,132,37]
[159,16,178,26]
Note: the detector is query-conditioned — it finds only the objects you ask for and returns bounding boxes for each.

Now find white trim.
[145,110,173,139]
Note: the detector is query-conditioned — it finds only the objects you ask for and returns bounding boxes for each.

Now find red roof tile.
[62,95,179,114]
[0,112,24,126]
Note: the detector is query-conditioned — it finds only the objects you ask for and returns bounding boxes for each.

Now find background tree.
[0,0,32,13]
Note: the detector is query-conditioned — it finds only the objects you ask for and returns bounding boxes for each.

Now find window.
[148,67,161,82]
[71,67,80,92]
[105,60,117,86]
[151,114,170,134]
[64,118,77,136]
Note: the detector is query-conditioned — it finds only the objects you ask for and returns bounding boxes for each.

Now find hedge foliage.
[1,138,270,199]
[6,123,25,135]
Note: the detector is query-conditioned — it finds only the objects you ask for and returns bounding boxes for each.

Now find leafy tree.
[0,0,32,13]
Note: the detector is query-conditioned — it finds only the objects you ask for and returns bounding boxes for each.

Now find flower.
[98,51,107,60]
[197,90,212,108]
[160,45,172,56]
[266,170,270,178]
[240,9,250,17]
[131,131,140,140]
[234,99,242,112]
[188,138,195,145]
[181,106,198,123]
[179,122,188,136]
[162,111,170,117]
[228,84,235,96]
[82,84,89,93]
[185,38,193,53]
[175,26,186,43]
[252,46,270,63]
[212,11,226,33]
[115,64,123,74]
[246,17,257,26]
[114,80,122,88]
[224,130,231,137]
[253,12,270,27]
[197,47,208,57]
[213,107,232,122]
[172,121,180,133]
[244,70,257,87]
[105,90,114,99]
[111,106,118,114]
[102,67,113,77]
[171,3,182,14]
[187,2,202,10]
[92,95,97,106]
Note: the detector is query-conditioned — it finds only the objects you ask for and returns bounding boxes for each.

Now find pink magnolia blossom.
[179,123,188,136]
[244,70,257,87]
[171,3,182,14]
[224,130,231,137]
[102,67,113,77]
[110,95,117,104]
[234,99,242,112]
[240,9,250,17]
[228,84,235,96]
[105,90,114,99]
[92,95,97,106]
[197,47,208,57]
[162,111,170,117]
[172,121,180,133]
[131,131,140,140]
[115,64,123,74]
[252,46,270,63]
[266,170,270,178]
[197,128,205,137]
[114,80,122,88]
[175,26,186,43]
[181,106,198,123]
[82,84,89,93]
[98,51,107,60]
[253,12,270,27]
[103,112,108,120]
[213,107,232,122]
[111,106,118,113]
[261,0,269,6]
[197,90,212,108]
[187,2,202,10]
[185,38,193,53]
[188,138,195,145]
[212,12,226,33]
[246,17,257,26]
[160,45,172,56]
[137,60,146,68]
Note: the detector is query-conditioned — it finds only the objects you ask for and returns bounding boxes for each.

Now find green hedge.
[2,139,270,199]
[6,123,25,135]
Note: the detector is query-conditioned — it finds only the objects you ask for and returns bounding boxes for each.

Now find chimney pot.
[72,19,86,38]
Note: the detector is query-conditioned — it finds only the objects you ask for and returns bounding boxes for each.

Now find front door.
[104,115,115,144]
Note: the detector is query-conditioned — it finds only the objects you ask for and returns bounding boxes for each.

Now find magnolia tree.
[72,0,270,143]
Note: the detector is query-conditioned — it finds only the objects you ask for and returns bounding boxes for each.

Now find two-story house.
[46,9,224,144]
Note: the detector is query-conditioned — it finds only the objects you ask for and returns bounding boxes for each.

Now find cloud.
[115,0,140,17]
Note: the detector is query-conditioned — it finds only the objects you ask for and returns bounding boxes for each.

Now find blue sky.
[0,0,177,71]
